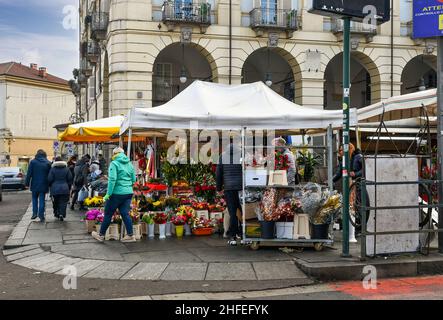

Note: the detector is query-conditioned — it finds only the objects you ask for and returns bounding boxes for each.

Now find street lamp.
[418,77,426,91]
[265,73,273,87]
[180,43,187,84]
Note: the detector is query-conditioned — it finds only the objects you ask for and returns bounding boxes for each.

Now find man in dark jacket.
[25,149,51,222]
[70,154,91,210]
[48,157,73,221]
[216,143,243,245]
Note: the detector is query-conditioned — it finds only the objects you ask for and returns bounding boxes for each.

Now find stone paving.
[2,201,313,282]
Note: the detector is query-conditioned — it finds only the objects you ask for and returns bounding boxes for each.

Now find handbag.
[78,186,89,202]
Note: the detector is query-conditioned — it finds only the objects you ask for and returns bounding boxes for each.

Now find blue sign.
[413,0,443,38]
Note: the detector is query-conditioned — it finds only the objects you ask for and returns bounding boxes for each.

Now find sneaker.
[120,235,136,243]
[31,215,37,220]
[228,237,237,246]
[59,216,64,222]
[91,231,104,242]
[39,218,45,223]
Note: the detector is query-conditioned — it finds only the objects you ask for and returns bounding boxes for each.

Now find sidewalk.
[4,200,443,283]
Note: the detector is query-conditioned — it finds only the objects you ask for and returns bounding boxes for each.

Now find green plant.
[297,150,322,182]
[142,213,155,225]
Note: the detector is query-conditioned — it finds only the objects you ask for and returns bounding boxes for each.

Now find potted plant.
[142,213,155,239]
[84,209,101,233]
[95,211,105,234]
[297,150,322,182]
[170,215,187,238]
[192,216,214,236]
[176,205,195,236]
[153,212,168,239]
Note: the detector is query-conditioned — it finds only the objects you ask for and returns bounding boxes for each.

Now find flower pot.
[165,222,172,237]
[158,224,166,239]
[184,223,192,236]
[260,221,275,239]
[148,223,155,239]
[175,225,184,238]
[95,223,102,234]
[192,227,213,236]
[105,224,120,241]
[85,220,95,233]
[141,222,148,235]
[311,223,329,240]
[123,224,142,240]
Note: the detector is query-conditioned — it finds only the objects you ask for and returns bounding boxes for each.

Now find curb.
[294,255,443,281]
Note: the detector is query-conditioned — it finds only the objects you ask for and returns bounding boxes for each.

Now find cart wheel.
[250,242,260,251]
[314,243,324,251]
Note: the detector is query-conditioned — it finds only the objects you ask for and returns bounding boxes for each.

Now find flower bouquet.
[153,212,168,224]
[274,150,290,171]
[176,205,196,225]
[192,216,214,236]
[170,215,187,238]
[194,183,217,203]
[165,196,181,210]
[142,212,155,238]
[84,209,101,233]
[83,196,104,208]
[192,201,209,211]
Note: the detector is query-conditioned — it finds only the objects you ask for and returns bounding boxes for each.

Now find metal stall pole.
[341,17,351,257]
[327,124,333,191]
[241,127,246,244]
[437,37,443,253]
[360,178,367,261]
[127,129,133,158]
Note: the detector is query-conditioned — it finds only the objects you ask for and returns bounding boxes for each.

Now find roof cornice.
[0,75,71,92]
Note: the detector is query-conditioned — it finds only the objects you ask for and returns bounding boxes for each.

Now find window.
[153,63,172,102]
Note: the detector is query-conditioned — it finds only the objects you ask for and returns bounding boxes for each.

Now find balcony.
[91,12,109,41]
[162,1,211,33]
[331,18,377,42]
[85,41,100,64]
[80,59,93,77]
[250,8,298,38]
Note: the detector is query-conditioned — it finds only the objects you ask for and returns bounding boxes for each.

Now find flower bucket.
[85,220,95,233]
[192,227,213,236]
[175,225,184,238]
[184,224,192,236]
[105,224,120,241]
[158,224,166,239]
[165,222,172,237]
[148,223,155,239]
[311,223,329,240]
[141,222,148,235]
[95,223,102,234]
[123,224,142,240]
[260,221,275,239]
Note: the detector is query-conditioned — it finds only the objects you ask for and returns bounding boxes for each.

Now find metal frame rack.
[239,127,336,251]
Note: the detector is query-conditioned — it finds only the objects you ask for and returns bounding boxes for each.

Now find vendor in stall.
[272,137,298,185]
[332,143,363,183]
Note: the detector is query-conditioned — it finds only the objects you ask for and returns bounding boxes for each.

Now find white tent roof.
[358,88,436,121]
[121,81,357,133]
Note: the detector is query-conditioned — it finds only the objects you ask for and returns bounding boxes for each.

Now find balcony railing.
[250,8,297,30]
[162,1,211,32]
[80,59,93,77]
[85,41,100,63]
[331,18,377,35]
[91,12,109,40]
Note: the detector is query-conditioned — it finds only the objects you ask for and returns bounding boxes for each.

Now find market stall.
[117,81,357,247]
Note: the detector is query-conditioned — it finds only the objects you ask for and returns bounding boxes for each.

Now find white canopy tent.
[120,81,357,133]
[357,88,436,122]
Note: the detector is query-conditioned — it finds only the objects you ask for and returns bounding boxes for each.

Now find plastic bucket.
[311,224,329,239]
[260,221,275,239]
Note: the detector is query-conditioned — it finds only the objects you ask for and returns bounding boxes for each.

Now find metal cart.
[239,128,335,251]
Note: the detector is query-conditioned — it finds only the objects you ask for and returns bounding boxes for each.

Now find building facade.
[78,0,437,123]
[0,62,76,167]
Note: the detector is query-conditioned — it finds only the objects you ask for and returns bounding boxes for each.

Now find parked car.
[0,167,26,190]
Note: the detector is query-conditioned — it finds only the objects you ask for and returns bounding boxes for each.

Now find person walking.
[48,156,72,221]
[92,147,137,243]
[71,154,91,211]
[216,142,243,246]
[25,149,51,222]
[98,151,108,174]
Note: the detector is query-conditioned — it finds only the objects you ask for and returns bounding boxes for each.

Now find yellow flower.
[153,201,162,207]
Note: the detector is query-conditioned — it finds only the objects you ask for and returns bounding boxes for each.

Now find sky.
[0,0,79,80]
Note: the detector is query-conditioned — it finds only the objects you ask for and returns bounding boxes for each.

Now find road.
[1,190,443,300]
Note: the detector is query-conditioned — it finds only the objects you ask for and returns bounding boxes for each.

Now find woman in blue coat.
[25,149,51,222]
[48,156,73,221]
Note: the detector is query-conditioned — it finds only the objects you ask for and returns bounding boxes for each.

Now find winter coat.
[282,148,298,186]
[73,158,89,189]
[25,155,51,193]
[333,149,364,183]
[216,144,243,192]
[48,161,73,196]
[107,153,136,196]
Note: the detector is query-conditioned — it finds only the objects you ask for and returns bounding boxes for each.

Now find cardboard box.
[293,214,311,240]
[268,170,288,186]
[244,202,259,220]
[245,169,268,186]
[246,222,261,238]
